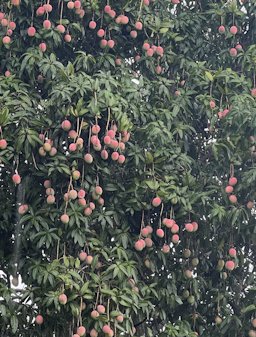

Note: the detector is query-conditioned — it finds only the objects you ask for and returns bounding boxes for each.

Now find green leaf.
[63,256,69,268]
[11,315,18,333]
[0,304,6,316]
[205,71,214,82]
[69,270,83,282]
[144,180,159,190]
[80,282,90,295]
[241,304,256,314]
[160,27,169,34]
[0,106,9,126]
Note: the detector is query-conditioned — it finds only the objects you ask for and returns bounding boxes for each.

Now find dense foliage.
[0,0,256,336]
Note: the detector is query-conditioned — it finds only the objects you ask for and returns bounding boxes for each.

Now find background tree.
[0,0,256,337]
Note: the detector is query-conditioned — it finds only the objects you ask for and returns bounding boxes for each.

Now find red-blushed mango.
[229,248,237,257]
[108,39,115,48]
[11,0,20,5]
[67,1,74,9]
[36,6,45,15]
[225,260,235,271]
[78,198,86,206]
[249,331,256,337]
[230,48,237,57]
[192,221,198,232]
[43,3,52,12]
[116,314,124,323]
[251,318,256,328]
[69,143,77,152]
[27,26,36,37]
[104,5,111,13]
[251,88,256,97]
[111,151,119,161]
[95,186,103,195]
[97,29,105,38]
[64,34,72,43]
[185,223,194,232]
[39,42,47,52]
[47,195,55,204]
[72,170,80,180]
[135,21,143,30]
[152,197,161,207]
[230,25,238,35]
[84,153,93,163]
[92,124,100,134]
[74,0,81,9]
[209,100,215,109]
[225,185,233,193]
[91,310,99,319]
[218,25,225,33]
[107,129,115,138]
[18,204,28,215]
[98,197,104,205]
[118,154,125,164]
[141,227,149,237]
[49,147,57,156]
[145,237,153,247]
[43,19,51,29]
[130,30,137,38]
[61,120,71,131]
[229,194,237,203]
[172,234,179,244]
[2,36,11,44]
[171,224,179,233]
[56,24,65,33]
[155,66,162,74]
[162,244,170,253]
[109,10,116,18]
[84,207,93,216]
[97,305,105,314]
[146,225,153,234]
[229,177,238,186]
[78,189,86,199]
[90,329,98,337]
[247,201,254,209]
[60,214,69,224]
[102,325,111,334]
[0,139,7,150]
[69,189,78,200]
[100,39,108,48]
[89,202,95,210]
[69,130,78,139]
[35,314,44,325]
[43,180,51,188]
[89,20,96,29]
[79,251,87,261]
[156,228,164,238]
[134,239,146,251]
[12,174,21,184]
[76,326,86,337]
[115,58,122,66]
[58,293,67,305]
[85,255,93,265]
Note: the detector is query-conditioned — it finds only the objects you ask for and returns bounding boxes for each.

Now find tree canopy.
[0,0,256,337]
